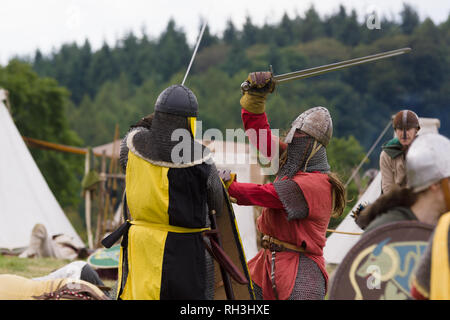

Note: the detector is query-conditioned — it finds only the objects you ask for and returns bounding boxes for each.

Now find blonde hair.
[328,172,347,218]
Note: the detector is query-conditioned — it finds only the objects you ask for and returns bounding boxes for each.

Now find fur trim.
[355,186,417,229]
[126,128,212,168]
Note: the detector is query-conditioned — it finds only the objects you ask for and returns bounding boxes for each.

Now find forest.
[1,4,449,230]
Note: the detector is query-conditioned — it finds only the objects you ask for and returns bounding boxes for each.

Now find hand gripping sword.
[241,47,412,91]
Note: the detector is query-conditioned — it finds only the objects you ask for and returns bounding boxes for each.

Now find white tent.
[324,117,441,265]
[207,139,263,261]
[0,89,84,251]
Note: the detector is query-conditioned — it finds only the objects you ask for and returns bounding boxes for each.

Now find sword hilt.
[241,65,274,92]
[240,81,251,92]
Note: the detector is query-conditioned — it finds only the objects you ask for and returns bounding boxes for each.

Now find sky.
[1,0,449,65]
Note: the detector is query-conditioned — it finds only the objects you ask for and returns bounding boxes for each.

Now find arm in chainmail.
[206,163,225,218]
[119,133,129,173]
[204,163,225,300]
[273,179,309,220]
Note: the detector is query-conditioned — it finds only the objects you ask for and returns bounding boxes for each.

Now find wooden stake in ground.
[95,151,107,247]
[84,150,94,249]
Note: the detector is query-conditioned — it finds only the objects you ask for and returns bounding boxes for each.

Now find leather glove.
[246,72,276,91]
[351,202,369,229]
[240,71,275,114]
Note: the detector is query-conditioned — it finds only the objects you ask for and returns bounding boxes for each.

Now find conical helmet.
[393,110,420,130]
[284,106,333,147]
[155,84,198,117]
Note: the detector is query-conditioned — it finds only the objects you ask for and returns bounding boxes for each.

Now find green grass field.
[0,255,70,278]
[0,254,117,293]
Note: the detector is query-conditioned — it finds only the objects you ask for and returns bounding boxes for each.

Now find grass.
[0,255,70,278]
[0,254,117,293]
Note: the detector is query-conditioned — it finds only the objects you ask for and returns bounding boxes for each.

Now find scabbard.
[203,232,248,285]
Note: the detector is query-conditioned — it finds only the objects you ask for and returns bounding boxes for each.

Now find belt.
[261,235,306,253]
[131,220,210,233]
[101,220,210,249]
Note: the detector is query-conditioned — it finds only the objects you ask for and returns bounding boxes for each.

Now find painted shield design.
[87,244,120,280]
[328,221,433,300]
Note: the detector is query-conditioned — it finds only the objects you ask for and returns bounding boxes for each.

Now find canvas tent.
[0,89,84,251]
[324,117,441,265]
[206,139,263,261]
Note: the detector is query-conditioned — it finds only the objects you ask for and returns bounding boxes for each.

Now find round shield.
[87,244,120,269]
[328,221,433,300]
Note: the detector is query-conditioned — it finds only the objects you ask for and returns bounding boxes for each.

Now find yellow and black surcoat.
[117,151,211,300]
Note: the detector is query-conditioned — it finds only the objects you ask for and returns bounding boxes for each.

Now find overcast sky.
[1,0,449,65]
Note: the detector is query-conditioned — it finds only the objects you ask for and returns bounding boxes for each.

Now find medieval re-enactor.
[355,133,450,234]
[19,223,87,260]
[406,134,450,300]
[220,72,346,300]
[380,110,420,194]
[116,85,223,300]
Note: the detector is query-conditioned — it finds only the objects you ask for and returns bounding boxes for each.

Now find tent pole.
[85,152,94,249]
[95,151,107,247]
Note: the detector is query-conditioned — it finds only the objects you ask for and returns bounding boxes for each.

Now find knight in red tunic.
[219,72,346,300]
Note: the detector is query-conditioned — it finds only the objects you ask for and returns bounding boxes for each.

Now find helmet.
[406,133,450,192]
[392,110,420,130]
[284,106,333,147]
[155,85,198,117]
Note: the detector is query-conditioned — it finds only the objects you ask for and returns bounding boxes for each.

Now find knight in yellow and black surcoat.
[116,85,223,300]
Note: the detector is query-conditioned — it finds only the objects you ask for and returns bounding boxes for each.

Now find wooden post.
[95,151,107,247]
[84,151,94,249]
[103,124,120,229]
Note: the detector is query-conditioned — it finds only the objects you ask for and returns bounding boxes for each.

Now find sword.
[182,22,207,86]
[241,47,412,91]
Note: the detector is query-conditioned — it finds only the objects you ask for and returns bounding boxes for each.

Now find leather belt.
[261,235,306,253]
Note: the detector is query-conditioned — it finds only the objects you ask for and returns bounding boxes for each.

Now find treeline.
[4,3,450,214]
[28,4,450,147]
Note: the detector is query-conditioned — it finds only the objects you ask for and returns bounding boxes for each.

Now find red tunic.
[228,109,332,300]
[241,109,287,158]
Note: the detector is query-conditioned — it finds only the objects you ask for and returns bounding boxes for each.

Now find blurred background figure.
[19,224,89,260]
[379,110,420,194]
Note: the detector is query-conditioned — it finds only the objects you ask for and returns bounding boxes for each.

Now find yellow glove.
[240,71,276,114]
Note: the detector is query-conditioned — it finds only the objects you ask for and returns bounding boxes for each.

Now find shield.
[328,221,433,300]
[87,244,120,280]
[213,185,255,300]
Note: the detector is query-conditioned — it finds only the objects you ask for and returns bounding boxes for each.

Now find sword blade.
[182,22,207,86]
[274,47,411,83]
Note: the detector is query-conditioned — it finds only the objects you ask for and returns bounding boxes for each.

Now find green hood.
[382,137,404,159]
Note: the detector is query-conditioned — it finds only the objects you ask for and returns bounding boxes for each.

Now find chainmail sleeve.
[119,133,130,173]
[206,163,225,217]
[273,179,309,220]
[204,162,224,300]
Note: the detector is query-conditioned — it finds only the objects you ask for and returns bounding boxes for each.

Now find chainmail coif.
[277,135,330,179]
